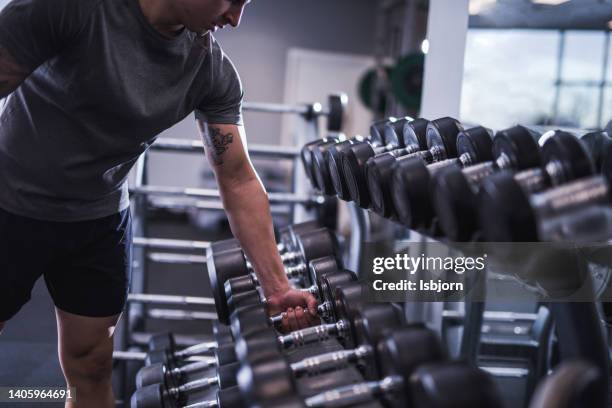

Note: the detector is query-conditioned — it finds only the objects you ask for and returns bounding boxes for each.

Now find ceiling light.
[421,39,430,55]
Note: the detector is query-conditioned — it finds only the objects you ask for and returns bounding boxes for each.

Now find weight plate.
[403,118,429,150]
[478,171,537,242]
[456,126,494,163]
[426,117,462,159]
[492,125,542,170]
[541,131,595,182]
[327,94,346,132]
[390,53,424,111]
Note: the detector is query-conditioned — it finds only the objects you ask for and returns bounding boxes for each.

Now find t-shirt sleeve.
[0,0,93,71]
[195,40,244,126]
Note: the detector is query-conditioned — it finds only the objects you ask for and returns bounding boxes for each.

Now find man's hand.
[266,288,320,332]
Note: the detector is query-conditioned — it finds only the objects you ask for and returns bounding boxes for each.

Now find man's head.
[175,0,251,36]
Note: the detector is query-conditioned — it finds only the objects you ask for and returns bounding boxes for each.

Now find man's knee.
[61,342,113,384]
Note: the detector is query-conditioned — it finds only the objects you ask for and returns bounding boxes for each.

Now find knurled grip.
[278,321,344,348]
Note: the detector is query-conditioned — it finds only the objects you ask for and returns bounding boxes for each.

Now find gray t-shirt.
[0,0,243,222]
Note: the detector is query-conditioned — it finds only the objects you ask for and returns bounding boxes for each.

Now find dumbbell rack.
[323,122,612,408]
[114,95,346,406]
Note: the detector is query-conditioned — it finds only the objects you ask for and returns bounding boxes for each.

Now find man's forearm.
[219,176,290,297]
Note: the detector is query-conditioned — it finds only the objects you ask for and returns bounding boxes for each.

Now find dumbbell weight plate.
[426,117,463,159]
[410,362,502,408]
[478,170,538,242]
[456,126,494,164]
[377,327,447,408]
[540,131,595,182]
[208,247,251,324]
[327,94,346,132]
[301,137,338,189]
[492,125,542,169]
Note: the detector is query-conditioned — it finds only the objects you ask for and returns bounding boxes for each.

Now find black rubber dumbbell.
[410,362,503,408]
[323,117,397,201]
[323,136,366,199]
[145,337,238,367]
[365,118,430,217]
[210,220,322,263]
[228,270,357,336]
[301,135,345,190]
[224,255,341,300]
[213,252,342,327]
[307,137,351,195]
[341,117,424,208]
[132,385,245,408]
[132,361,241,408]
[238,326,446,408]
[430,125,548,241]
[477,130,602,242]
[209,228,340,324]
[230,283,380,361]
[389,117,465,229]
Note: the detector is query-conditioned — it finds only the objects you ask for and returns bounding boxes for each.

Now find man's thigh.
[44,208,133,318]
[0,207,52,322]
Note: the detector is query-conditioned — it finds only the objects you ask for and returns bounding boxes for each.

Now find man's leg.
[56,308,121,408]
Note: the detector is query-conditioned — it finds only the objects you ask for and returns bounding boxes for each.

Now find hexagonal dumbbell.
[430,125,548,241]
[238,325,447,408]
[208,228,341,324]
[227,269,357,333]
[477,130,604,242]
[132,361,240,408]
[389,117,465,229]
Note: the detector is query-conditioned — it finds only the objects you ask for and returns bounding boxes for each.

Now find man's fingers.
[295,306,309,329]
[287,308,299,332]
[281,311,291,333]
[305,294,319,317]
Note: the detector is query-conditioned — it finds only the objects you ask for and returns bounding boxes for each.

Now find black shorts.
[0,206,132,321]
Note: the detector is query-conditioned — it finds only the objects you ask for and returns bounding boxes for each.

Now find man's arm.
[0,47,29,98]
[197,120,318,330]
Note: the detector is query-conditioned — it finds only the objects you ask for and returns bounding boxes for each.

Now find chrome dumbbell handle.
[278,320,347,349]
[169,359,216,377]
[170,376,218,396]
[269,301,333,326]
[175,341,219,358]
[291,345,372,377]
[304,375,403,408]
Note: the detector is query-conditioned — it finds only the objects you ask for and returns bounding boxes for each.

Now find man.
[0,0,319,406]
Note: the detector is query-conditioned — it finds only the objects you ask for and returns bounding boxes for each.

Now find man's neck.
[137,0,184,37]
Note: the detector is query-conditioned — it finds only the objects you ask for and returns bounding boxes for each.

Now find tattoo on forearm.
[204,127,234,165]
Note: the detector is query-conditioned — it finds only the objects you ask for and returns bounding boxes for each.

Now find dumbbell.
[236,307,404,405]
[301,135,345,190]
[133,361,241,408]
[306,137,352,196]
[409,362,503,408]
[389,117,465,229]
[328,117,401,204]
[209,228,340,324]
[238,326,446,408]
[215,256,340,321]
[228,270,358,337]
[224,255,341,299]
[365,118,430,217]
[430,125,549,241]
[133,386,246,408]
[210,220,321,260]
[323,136,366,199]
[477,130,603,242]
[322,117,397,201]
[231,282,382,361]
[340,117,421,208]
[145,337,238,367]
